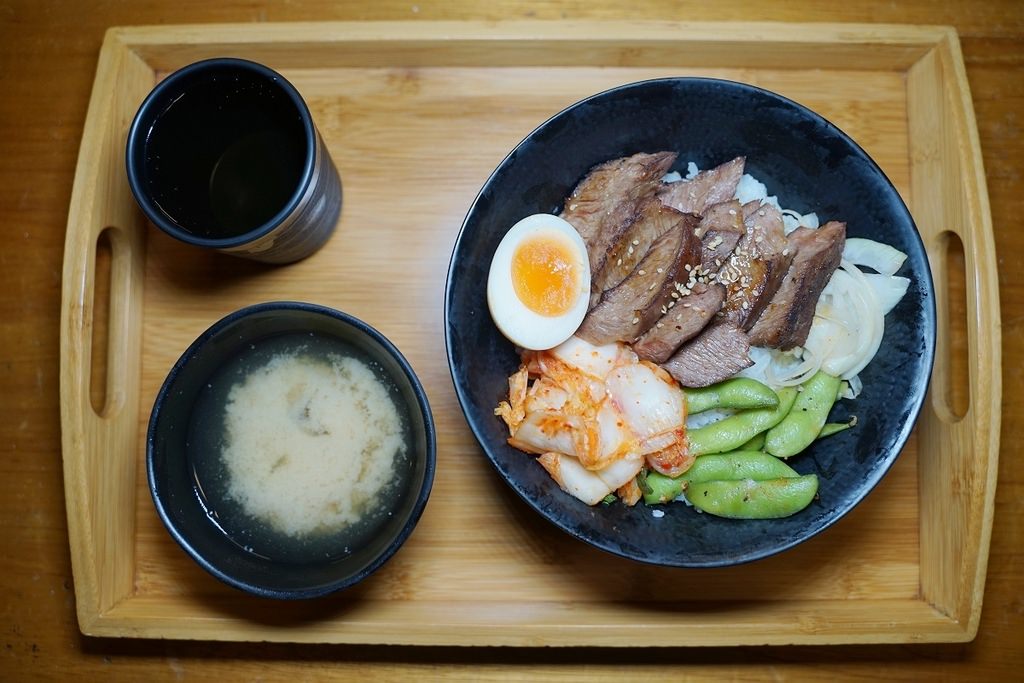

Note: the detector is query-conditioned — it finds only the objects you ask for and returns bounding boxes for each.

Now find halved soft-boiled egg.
[487,213,590,350]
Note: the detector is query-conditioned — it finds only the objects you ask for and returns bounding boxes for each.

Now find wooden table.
[2,1,1020,679]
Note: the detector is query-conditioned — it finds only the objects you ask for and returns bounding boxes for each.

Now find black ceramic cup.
[126,58,341,264]
[147,302,435,598]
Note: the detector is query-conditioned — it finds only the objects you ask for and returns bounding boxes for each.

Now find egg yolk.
[511,235,580,317]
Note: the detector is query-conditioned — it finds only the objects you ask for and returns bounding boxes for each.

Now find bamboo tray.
[60,21,1000,646]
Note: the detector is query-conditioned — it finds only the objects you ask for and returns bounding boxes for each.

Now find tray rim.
[59,19,1000,647]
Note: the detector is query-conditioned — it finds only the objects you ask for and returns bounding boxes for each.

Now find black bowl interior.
[445,78,935,567]
[148,302,435,598]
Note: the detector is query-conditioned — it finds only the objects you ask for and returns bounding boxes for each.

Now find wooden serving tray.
[60,21,1000,646]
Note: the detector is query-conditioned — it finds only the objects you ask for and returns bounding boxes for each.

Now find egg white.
[487,214,590,351]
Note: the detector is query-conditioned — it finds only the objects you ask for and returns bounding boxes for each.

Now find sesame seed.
[684,264,692,272]
[671,291,680,299]
[656,267,664,274]
[627,246,634,255]
[782,248,790,256]
[660,305,668,314]
[632,239,640,246]
[675,313,682,320]
[758,209,766,217]
[631,317,639,324]
[656,322,664,328]
[683,303,692,308]
[616,258,622,266]
[728,209,737,216]
[648,283,657,290]
[638,269,646,275]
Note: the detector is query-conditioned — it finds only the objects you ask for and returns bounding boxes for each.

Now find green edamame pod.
[817,417,856,440]
[642,451,800,504]
[644,471,687,504]
[685,387,798,456]
[765,371,842,458]
[685,378,779,414]
[739,432,766,451]
[684,474,818,519]
[685,451,799,483]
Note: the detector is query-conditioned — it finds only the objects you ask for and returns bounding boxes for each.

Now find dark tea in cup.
[126,58,341,263]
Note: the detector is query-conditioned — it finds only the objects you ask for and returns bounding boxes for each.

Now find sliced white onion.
[781,209,820,235]
[819,268,876,378]
[736,346,776,385]
[807,275,860,376]
[863,273,910,315]
[803,316,844,361]
[839,374,863,399]
[782,214,800,234]
[836,261,885,379]
[843,238,907,276]
[768,353,822,387]
[662,171,683,183]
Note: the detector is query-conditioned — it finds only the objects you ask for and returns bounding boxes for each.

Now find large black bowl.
[444,78,935,567]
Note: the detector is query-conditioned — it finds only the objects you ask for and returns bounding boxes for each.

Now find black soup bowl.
[148,301,435,598]
[445,78,935,568]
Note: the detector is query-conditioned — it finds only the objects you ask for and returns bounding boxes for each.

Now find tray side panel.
[907,34,1001,639]
[95,597,965,646]
[110,21,943,71]
[60,32,155,630]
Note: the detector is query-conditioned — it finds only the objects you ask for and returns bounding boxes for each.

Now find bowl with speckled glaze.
[445,78,935,567]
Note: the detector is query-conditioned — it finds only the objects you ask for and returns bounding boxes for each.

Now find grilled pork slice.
[560,151,677,280]
[662,322,753,388]
[577,223,700,345]
[632,282,727,364]
[658,156,745,215]
[748,221,847,349]
[697,199,745,272]
[590,199,699,308]
[718,202,794,330]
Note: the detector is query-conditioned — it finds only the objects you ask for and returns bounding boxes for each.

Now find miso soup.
[188,332,414,564]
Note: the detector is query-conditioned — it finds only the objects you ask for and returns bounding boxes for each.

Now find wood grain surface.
[1,1,1021,680]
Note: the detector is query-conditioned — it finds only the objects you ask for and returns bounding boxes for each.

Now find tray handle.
[907,35,1001,638]
[60,32,153,628]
